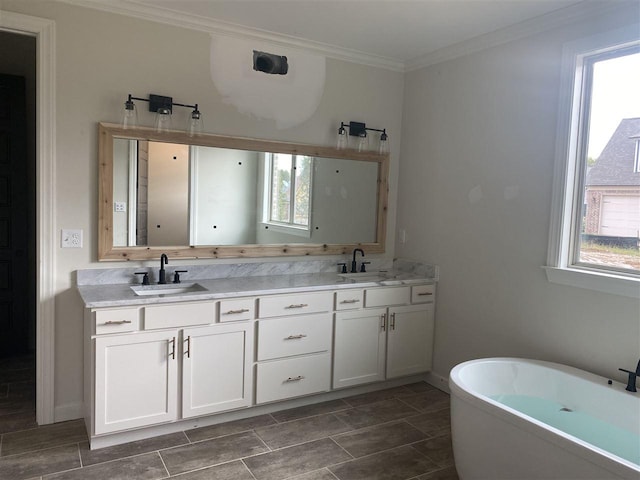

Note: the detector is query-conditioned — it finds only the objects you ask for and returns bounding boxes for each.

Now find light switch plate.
[61,229,83,248]
[114,201,126,212]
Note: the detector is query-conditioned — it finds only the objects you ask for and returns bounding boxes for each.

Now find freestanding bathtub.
[449,358,640,480]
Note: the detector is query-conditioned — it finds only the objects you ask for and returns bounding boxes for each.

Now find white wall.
[397,5,640,383]
[0,1,404,417]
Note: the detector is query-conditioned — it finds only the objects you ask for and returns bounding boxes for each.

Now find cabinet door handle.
[285,375,305,382]
[184,335,191,359]
[417,292,433,296]
[223,308,250,315]
[102,320,132,325]
[390,313,396,330]
[381,313,387,331]
[340,299,360,304]
[285,334,307,340]
[169,337,176,360]
[285,303,308,309]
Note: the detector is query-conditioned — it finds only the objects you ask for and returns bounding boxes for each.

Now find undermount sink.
[338,272,390,283]
[337,271,427,285]
[131,282,207,296]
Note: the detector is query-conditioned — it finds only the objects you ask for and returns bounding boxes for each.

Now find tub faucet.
[159,254,168,284]
[351,248,364,273]
[619,359,640,392]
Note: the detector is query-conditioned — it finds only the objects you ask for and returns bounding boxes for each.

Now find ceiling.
[70,0,610,70]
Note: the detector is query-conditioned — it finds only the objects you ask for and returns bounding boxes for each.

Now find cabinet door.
[386,304,434,379]
[94,330,178,434]
[333,308,387,389]
[182,323,254,418]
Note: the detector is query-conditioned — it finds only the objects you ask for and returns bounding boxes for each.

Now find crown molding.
[58,0,634,73]
[58,0,406,71]
[405,1,636,71]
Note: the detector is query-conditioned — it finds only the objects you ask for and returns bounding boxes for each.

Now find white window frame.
[545,24,640,298]
[261,153,313,238]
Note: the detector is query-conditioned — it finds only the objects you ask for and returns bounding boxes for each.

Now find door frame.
[0,11,56,425]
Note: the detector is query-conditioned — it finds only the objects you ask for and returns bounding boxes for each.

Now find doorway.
[0,31,37,432]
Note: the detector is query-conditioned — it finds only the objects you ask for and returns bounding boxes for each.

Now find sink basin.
[131,282,207,296]
[338,272,390,283]
[338,271,428,285]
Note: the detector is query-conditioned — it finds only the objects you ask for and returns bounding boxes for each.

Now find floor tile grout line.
[156,449,171,478]
[240,458,259,480]
[325,441,437,472]
[77,442,83,468]
[270,404,353,425]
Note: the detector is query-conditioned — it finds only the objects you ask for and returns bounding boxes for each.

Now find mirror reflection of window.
[268,153,313,230]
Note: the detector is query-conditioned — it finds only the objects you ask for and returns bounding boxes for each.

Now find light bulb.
[122,96,137,129]
[378,130,389,154]
[154,107,172,133]
[336,124,348,149]
[357,132,368,152]
[187,107,203,137]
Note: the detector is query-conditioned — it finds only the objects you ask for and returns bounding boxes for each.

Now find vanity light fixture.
[337,121,389,154]
[122,93,203,135]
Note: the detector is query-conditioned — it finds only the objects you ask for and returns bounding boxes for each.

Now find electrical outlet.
[114,201,127,212]
[399,229,407,244]
[61,229,83,248]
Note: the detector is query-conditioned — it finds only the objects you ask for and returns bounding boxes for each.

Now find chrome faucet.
[619,359,640,392]
[159,254,168,284]
[351,248,364,273]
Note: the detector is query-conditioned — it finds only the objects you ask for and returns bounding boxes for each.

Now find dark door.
[0,74,29,358]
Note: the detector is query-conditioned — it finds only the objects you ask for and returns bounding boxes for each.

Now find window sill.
[543,266,640,298]
[261,223,311,238]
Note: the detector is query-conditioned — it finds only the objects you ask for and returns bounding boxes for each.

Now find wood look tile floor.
[0,370,459,480]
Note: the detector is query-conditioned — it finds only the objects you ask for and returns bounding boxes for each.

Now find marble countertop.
[77,271,435,308]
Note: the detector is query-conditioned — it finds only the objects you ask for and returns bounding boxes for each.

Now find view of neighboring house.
[584,117,640,240]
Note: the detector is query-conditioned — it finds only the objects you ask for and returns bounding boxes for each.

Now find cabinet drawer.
[411,284,436,304]
[335,289,363,311]
[94,308,140,335]
[257,313,331,361]
[144,302,214,330]
[256,352,331,404]
[364,286,410,307]
[218,298,255,322]
[258,291,332,318]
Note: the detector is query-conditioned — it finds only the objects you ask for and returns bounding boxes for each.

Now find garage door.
[601,195,640,236]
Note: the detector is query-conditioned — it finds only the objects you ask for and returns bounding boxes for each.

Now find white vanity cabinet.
[255,291,333,404]
[86,301,253,436]
[82,277,436,449]
[333,284,435,389]
[94,328,178,434]
[182,322,253,418]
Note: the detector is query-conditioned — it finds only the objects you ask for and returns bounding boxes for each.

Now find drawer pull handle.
[169,337,176,360]
[340,299,360,304]
[102,320,132,325]
[417,292,433,296]
[285,376,305,382]
[285,334,307,340]
[381,313,387,331]
[285,304,308,309]
[184,336,191,359]
[390,313,396,330]
[223,308,250,315]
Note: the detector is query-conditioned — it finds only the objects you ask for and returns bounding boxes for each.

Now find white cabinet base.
[88,372,431,450]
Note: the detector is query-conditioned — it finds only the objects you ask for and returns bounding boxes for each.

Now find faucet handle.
[134,272,150,285]
[173,270,188,284]
[360,261,371,273]
[337,263,347,274]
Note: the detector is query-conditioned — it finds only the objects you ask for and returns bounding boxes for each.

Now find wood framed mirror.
[98,123,389,261]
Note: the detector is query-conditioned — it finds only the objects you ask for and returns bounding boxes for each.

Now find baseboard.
[425,371,450,394]
[54,402,83,423]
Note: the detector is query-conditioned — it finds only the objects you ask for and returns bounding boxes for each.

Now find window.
[264,153,313,234]
[546,25,640,297]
